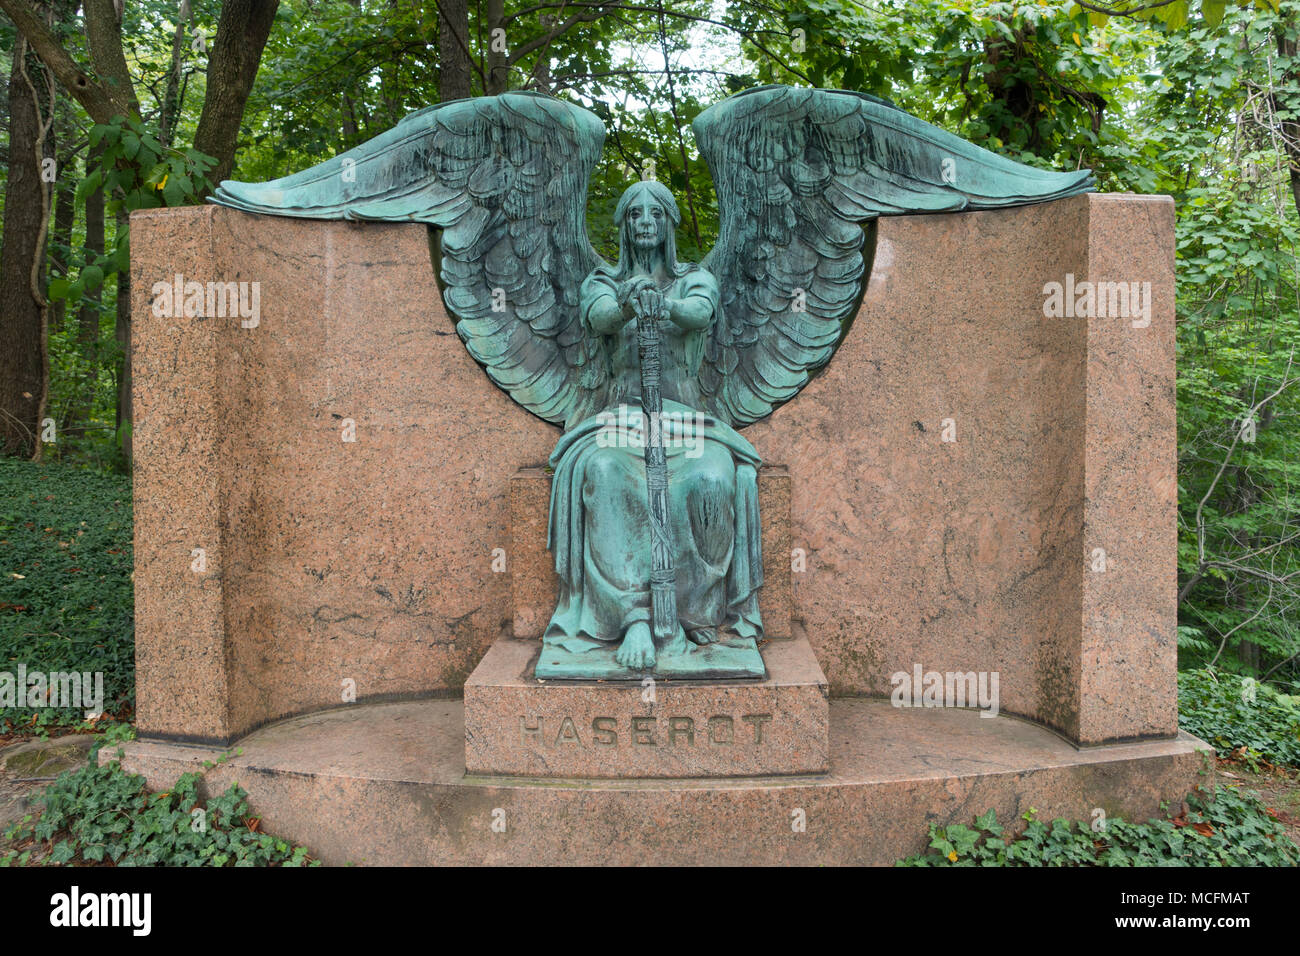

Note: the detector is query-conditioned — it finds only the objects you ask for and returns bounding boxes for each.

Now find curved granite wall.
[130,193,1175,745]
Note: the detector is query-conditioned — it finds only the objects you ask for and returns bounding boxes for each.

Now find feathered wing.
[211,93,610,428]
[693,85,1095,427]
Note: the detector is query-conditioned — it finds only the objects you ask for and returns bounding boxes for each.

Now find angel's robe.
[542,264,765,652]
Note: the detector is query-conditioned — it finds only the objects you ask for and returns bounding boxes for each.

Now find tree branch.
[506,9,602,66]
[0,0,126,121]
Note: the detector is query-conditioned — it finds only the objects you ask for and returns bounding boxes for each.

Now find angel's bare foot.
[688,627,718,645]
[615,622,656,670]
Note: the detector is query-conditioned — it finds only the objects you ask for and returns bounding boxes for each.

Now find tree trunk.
[1276,28,1300,219]
[49,151,75,333]
[65,144,105,438]
[438,0,472,101]
[158,0,192,148]
[1238,639,1261,674]
[485,0,507,95]
[192,0,281,185]
[113,214,131,461]
[84,0,140,116]
[0,39,48,457]
[46,0,80,340]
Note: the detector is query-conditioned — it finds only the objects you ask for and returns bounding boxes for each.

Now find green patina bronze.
[211,85,1093,681]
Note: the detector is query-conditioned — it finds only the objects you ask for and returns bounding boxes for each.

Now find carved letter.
[555,716,582,746]
[668,717,694,746]
[521,716,543,744]
[708,715,733,745]
[742,714,772,743]
[632,716,656,746]
[592,717,617,746]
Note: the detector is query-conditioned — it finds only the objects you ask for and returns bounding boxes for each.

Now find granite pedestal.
[465,637,829,778]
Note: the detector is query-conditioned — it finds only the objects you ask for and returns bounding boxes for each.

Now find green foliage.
[83,721,136,763]
[1141,1,1300,679]
[893,2,1132,173]
[898,785,1299,866]
[0,459,134,731]
[47,115,215,315]
[43,318,125,474]
[1073,0,1278,31]
[2,756,316,867]
[1178,668,1300,766]
[1164,15,1300,533]
[41,110,215,469]
[237,0,440,174]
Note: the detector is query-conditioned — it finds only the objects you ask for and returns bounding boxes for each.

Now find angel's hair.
[612,180,690,279]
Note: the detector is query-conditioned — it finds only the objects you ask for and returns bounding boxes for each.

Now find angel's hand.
[618,277,656,316]
[618,276,654,304]
[635,288,666,319]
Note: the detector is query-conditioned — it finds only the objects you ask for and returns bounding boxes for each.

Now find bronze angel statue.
[212,85,1092,680]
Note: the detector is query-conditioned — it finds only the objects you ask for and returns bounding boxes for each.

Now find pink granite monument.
[110,191,1207,865]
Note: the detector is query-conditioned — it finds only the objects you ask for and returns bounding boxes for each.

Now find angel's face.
[626,196,668,251]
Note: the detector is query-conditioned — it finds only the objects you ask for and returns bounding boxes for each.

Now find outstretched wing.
[211,93,609,428]
[694,85,1094,427]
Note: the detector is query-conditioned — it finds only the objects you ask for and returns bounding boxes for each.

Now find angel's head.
[614,180,685,276]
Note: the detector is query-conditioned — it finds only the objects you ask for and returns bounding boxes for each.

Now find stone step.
[107,698,1209,866]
